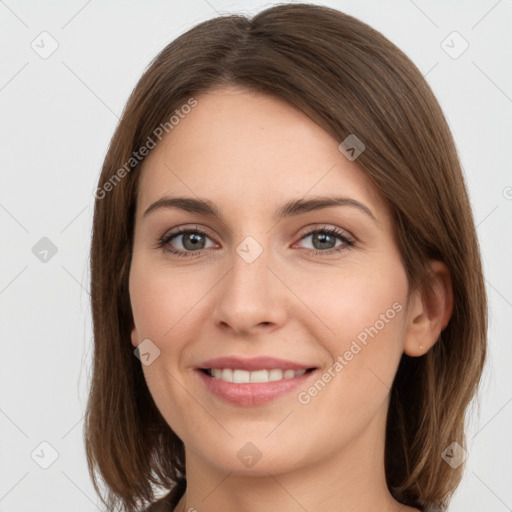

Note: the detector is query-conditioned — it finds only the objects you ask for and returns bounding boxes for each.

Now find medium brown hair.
[85,3,487,511]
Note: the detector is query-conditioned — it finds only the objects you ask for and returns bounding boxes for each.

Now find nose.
[211,243,289,337]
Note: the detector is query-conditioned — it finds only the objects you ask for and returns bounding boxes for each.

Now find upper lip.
[197,356,316,371]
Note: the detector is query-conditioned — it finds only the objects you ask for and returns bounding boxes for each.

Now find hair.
[84,3,487,511]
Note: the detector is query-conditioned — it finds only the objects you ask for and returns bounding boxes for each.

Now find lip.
[195,363,318,407]
[197,356,315,371]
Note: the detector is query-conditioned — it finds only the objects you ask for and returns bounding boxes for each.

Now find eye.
[155,224,354,258]
[294,226,354,255]
[156,226,216,258]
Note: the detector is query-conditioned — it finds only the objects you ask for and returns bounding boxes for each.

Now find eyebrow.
[143,195,378,223]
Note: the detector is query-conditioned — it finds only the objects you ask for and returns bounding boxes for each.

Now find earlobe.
[131,325,139,348]
[403,260,453,357]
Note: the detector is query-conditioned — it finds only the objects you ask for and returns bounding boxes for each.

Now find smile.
[202,368,311,383]
[196,367,318,406]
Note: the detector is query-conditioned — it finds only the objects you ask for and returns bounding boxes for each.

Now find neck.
[174,401,415,512]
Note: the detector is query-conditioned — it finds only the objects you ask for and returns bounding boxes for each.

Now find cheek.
[290,276,407,447]
[130,259,205,342]
[129,261,204,439]
[295,261,408,393]
[292,258,407,340]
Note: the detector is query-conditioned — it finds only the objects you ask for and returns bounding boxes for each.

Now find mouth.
[195,364,319,406]
[199,367,316,383]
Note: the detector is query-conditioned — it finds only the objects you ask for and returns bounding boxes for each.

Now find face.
[129,85,411,476]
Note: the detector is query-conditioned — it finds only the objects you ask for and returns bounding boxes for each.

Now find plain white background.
[1,0,511,510]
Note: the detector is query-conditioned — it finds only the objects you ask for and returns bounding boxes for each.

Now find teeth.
[209,368,307,383]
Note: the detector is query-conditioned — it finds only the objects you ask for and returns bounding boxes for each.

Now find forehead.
[136,86,388,222]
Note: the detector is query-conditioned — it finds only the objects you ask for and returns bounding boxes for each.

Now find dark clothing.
[143,481,186,512]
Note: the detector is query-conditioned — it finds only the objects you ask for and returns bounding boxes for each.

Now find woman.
[84,3,487,511]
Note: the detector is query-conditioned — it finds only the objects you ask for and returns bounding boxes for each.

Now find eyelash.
[155,225,355,258]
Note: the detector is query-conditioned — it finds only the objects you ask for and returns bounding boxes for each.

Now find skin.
[129,85,453,512]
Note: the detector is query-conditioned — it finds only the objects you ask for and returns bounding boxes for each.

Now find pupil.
[314,233,334,250]
[184,233,204,250]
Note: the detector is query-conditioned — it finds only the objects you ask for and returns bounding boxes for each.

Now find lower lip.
[196,369,317,406]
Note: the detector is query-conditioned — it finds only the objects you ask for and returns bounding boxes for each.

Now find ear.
[403,260,453,357]
[131,322,139,348]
